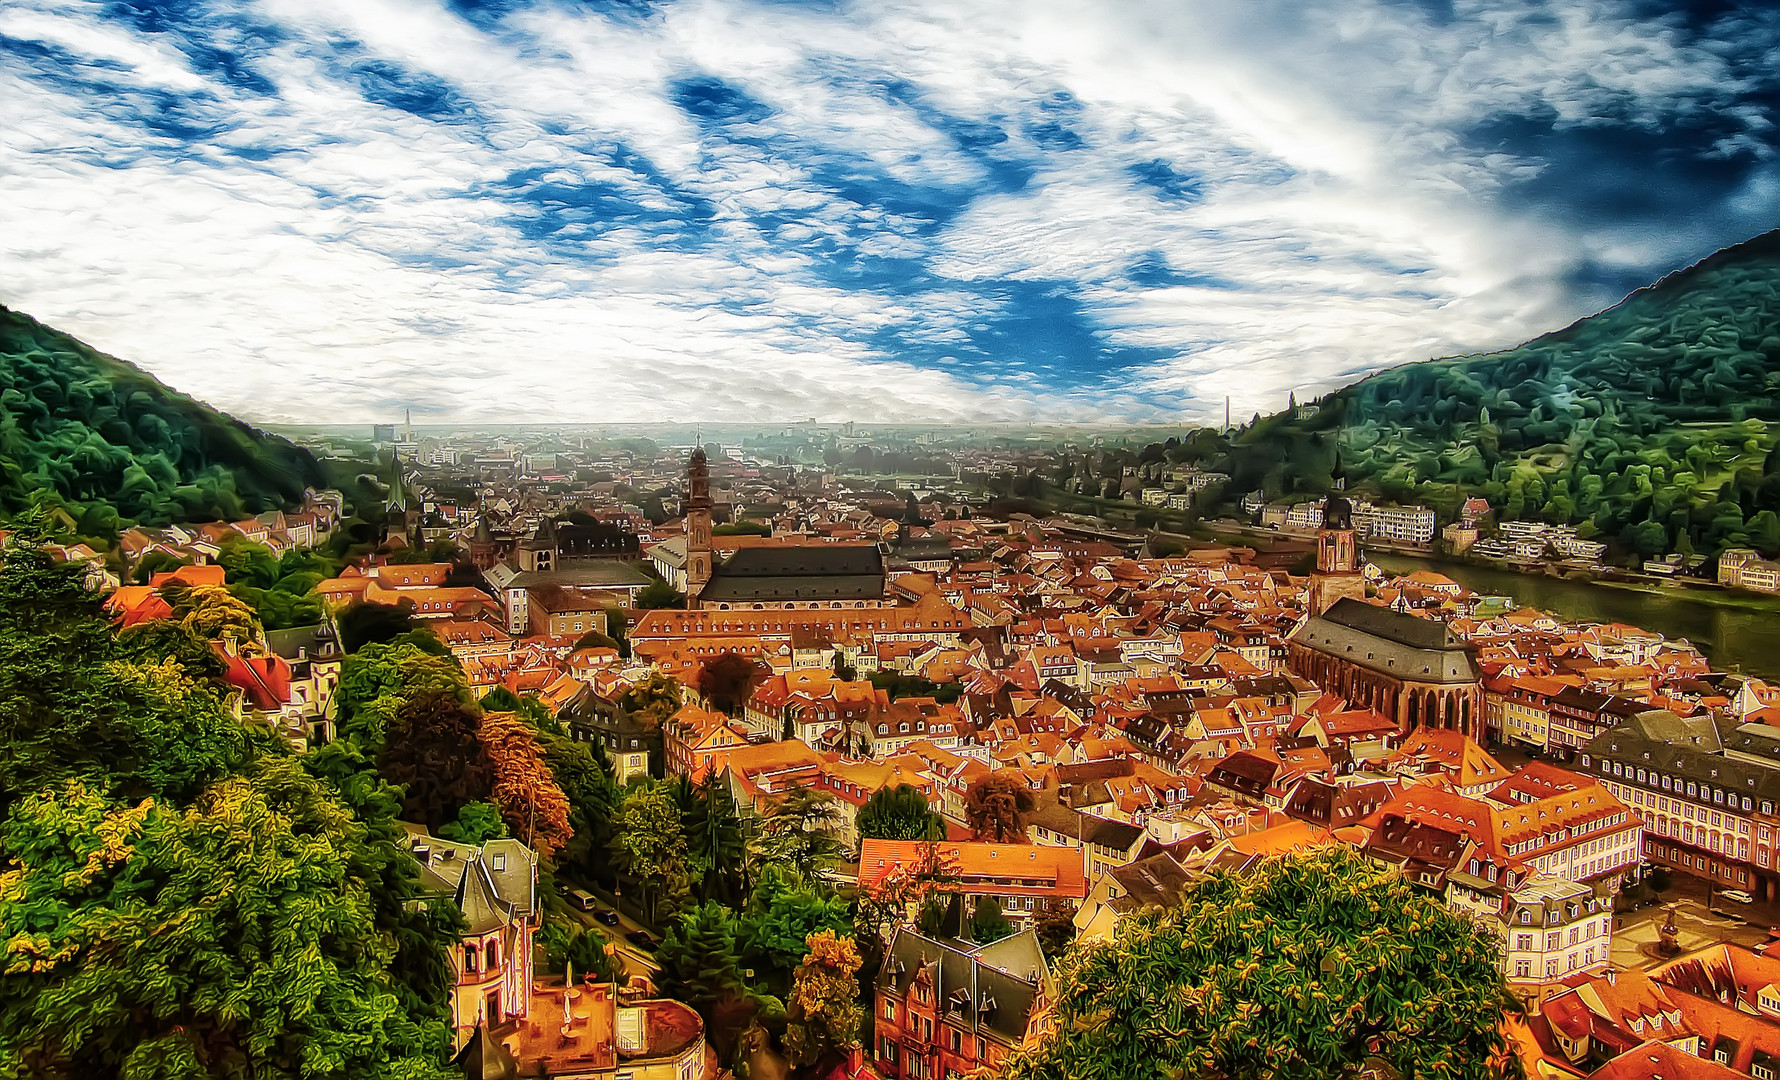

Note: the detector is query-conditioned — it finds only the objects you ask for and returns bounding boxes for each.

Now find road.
[559,893,660,975]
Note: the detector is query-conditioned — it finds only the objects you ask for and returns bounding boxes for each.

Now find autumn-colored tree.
[783,931,866,1070]
[477,710,573,861]
[177,583,266,654]
[852,839,960,960]
[1005,846,1519,1080]
[379,689,496,832]
[0,758,457,1079]
[964,773,1036,843]
[695,651,767,715]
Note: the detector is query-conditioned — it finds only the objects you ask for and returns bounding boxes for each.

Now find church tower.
[685,448,713,608]
[1308,492,1367,616]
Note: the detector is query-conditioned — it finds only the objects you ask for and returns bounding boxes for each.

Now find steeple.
[685,447,712,607]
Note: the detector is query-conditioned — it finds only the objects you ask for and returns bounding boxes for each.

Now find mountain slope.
[1208,229,1780,557]
[0,304,324,533]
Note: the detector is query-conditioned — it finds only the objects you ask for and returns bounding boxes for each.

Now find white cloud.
[1,0,1775,426]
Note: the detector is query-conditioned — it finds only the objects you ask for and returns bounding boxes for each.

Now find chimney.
[846,1042,865,1076]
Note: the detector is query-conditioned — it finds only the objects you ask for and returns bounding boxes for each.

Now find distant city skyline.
[4,0,1778,426]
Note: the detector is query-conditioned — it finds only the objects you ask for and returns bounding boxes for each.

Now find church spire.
[685,447,712,608]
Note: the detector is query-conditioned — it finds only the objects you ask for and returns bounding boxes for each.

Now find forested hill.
[1209,227,1780,557]
[0,304,323,533]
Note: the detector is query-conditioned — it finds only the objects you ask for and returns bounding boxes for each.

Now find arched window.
[464,944,480,973]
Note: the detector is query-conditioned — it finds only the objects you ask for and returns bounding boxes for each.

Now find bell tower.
[1308,492,1366,616]
[685,447,712,608]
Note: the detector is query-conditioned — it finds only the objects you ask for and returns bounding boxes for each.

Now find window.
[884,999,897,1021]
[491,853,506,872]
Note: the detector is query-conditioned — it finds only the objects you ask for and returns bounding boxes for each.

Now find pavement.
[1610,874,1773,969]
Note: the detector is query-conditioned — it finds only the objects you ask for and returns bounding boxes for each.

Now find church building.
[1286,492,1483,739]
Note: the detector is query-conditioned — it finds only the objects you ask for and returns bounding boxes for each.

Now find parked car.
[625,930,656,950]
[567,889,597,912]
[594,909,620,926]
[1720,889,1755,905]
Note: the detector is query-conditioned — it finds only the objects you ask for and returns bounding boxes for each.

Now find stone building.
[1286,597,1484,739]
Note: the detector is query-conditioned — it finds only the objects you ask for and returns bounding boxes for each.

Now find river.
[1367,554,1780,679]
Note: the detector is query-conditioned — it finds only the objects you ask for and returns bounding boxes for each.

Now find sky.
[3,0,1779,427]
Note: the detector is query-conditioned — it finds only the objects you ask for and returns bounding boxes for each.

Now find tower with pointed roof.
[517,516,558,572]
[685,447,713,607]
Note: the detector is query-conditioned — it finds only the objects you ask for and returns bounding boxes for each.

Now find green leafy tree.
[439,799,508,844]
[619,673,683,735]
[337,599,419,654]
[970,896,1014,944]
[783,931,866,1071]
[656,901,760,1056]
[741,865,852,996]
[855,784,945,847]
[633,579,685,610]
[335,640,472,748]
[1005,847,1519,1080]
[0,514,250,816]
[755,787,845,881]
[611,783,689,924]
[0,758,456,1080]
[686,774,750,906]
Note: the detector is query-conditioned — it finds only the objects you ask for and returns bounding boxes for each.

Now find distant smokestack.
[1225,396,1230,432]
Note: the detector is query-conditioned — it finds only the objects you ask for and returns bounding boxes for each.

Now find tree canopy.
[0,305,324,531]
[964,774,1036,843]
[855,784,946,847]
[1006,846,1518,1080]
[0,758,457,1080]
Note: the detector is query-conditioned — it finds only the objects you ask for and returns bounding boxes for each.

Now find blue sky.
[3,0,1778,425]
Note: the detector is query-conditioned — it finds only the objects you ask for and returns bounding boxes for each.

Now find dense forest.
[1163,229,1780,558]
[0,305,325,533]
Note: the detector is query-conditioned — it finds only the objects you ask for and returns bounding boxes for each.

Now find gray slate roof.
[700,544,885,602]
[1289,598,1475,683]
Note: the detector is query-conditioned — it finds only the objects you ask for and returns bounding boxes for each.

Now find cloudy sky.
[3,0,1778,426]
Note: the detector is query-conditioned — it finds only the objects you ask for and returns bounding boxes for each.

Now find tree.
[561,927,625,984]
[439,799,508,844]
[756,787,845,881]
[656,901,748,1032]
[741,865,852,996]
[855,784,945,847]
[0,758,456,1080]
[686,775,749,906]
[0,521,250,816]
[337,599,418,654]
[783,931,866,1071]
[696,651,768,715]
[1004,847,1519,1080]
[335,640,473,748]
[634,579,685,610]
[378,689,495,832]
[970,896,1014,944]
[612,783,689,924]
[619,673,683,734]
[964,773,1036,843]
[178,583,266,654]
[477,710,573,861]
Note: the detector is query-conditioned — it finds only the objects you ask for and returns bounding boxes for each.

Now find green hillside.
[1203,228,1780,558]
[0,304,324,533]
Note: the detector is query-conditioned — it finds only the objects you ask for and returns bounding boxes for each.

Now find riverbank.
[1366,553,1780,678]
